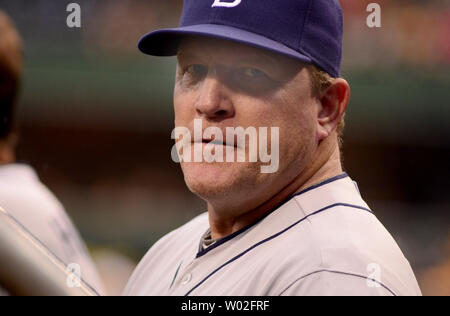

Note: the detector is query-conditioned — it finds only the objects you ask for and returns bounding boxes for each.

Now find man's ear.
[316,78,350,141]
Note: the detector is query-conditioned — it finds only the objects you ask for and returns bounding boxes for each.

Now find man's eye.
[184,64,208,78]
[238,68,267,78]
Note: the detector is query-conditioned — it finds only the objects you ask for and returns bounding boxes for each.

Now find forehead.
[177,36,304,69]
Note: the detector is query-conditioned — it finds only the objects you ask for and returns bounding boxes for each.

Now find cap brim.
[138,24,312,65]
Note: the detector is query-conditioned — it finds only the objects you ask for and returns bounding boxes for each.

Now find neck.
[293,134,343,195]
[208,135,342,239]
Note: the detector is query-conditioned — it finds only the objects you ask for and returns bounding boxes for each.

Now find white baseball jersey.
[0,163,104,295]
[124,173,421,296]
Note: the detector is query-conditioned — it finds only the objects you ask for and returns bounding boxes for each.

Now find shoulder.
[0,164,105,294]
[0,164,66,218]
[270,196,421,296]
[247,175,421,296]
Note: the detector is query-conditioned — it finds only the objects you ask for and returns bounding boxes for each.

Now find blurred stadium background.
[0,0,449,295]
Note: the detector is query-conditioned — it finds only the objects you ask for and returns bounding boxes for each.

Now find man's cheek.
[174,95,197,116]
[174,104,191,124]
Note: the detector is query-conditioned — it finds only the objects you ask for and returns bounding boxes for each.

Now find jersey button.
[181,273,192,285]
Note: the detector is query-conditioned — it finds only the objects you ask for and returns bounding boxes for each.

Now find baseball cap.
[138,0,343,78]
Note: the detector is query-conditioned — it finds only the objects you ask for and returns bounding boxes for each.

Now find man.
[124,0,421,296]
[0,10,104,295]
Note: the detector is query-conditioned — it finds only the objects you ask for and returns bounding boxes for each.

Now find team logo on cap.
[212,0,242,8]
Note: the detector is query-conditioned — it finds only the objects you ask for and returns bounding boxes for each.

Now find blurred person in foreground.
[124,0,421,296]
[0,10,103,295]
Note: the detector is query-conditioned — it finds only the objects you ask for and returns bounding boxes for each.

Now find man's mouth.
[195,138,239,148]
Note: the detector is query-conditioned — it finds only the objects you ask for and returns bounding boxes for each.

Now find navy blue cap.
[138,0,343,78]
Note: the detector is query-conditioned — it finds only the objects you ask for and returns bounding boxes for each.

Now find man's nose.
[195,74,235,120]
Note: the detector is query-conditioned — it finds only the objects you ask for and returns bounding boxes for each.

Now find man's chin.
[181,162,256,200]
